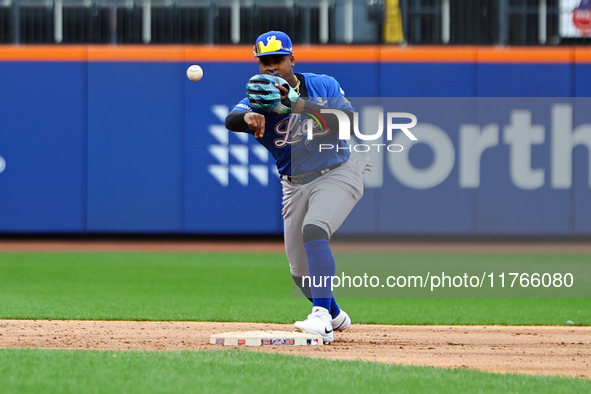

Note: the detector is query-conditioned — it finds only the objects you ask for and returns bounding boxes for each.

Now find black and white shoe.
[331,309,351,332]
[294,306,334,344]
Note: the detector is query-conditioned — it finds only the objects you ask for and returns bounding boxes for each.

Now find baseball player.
[225,31,369,344]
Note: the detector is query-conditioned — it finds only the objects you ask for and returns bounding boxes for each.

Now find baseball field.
[0,239,589,392]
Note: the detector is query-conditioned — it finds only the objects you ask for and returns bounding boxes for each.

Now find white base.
[210,330,323,346]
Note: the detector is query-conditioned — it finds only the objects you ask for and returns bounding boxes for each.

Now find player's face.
[258,55,294,79]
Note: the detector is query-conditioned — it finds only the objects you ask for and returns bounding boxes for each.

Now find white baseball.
[187,65,203,81]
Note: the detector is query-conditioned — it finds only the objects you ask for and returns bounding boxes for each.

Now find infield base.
[209,330,323,346]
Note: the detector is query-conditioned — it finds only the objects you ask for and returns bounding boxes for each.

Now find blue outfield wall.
[0,50,590,235]
[574,64,591,234]
[87,62,185,232]
[0,62,86,232]
[184,62,283,234]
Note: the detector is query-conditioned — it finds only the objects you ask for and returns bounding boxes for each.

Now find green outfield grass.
[0,251,589,392]
[0,252,589,325]
[1,348,589,393]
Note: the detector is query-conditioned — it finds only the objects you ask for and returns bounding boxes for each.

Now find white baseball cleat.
[331,309,351,331]
[294,306,334,344]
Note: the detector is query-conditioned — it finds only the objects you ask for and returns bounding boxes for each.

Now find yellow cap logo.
[256,37,284,54]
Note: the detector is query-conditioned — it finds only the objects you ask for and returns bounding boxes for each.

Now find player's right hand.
[275,83,304,113]
[244,112,266,138]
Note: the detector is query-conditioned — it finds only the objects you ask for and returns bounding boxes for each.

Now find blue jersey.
[231,72,354,176]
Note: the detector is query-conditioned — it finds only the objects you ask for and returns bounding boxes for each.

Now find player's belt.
[282,163,343,185]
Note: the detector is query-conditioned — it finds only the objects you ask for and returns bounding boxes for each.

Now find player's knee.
[302,224,328,243]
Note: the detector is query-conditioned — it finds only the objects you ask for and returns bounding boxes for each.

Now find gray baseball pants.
[282,158,368,277]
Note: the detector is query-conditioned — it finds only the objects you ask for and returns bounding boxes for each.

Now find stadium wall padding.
[0,46,590,235]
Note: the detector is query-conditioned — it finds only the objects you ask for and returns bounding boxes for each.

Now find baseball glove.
[246,74,300,114]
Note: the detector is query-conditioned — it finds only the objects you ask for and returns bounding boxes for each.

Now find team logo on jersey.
[273,113,330,148]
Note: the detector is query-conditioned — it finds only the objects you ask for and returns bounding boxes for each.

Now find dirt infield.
[0,320,589,378]
[2,238,591,253]
[1,239,590,379]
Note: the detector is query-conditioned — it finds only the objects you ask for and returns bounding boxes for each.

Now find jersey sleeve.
[231,97,254,112]
[324,76,355,113]
[227,98,256,135]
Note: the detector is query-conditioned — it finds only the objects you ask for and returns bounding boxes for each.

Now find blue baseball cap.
[253,31,293,57]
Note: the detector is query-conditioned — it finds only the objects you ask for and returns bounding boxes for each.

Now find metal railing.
[0,0,369,44]
[400,0,566,45]
[0,0,587,45]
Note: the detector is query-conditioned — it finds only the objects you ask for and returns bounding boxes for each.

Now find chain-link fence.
[0,0,588,45]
